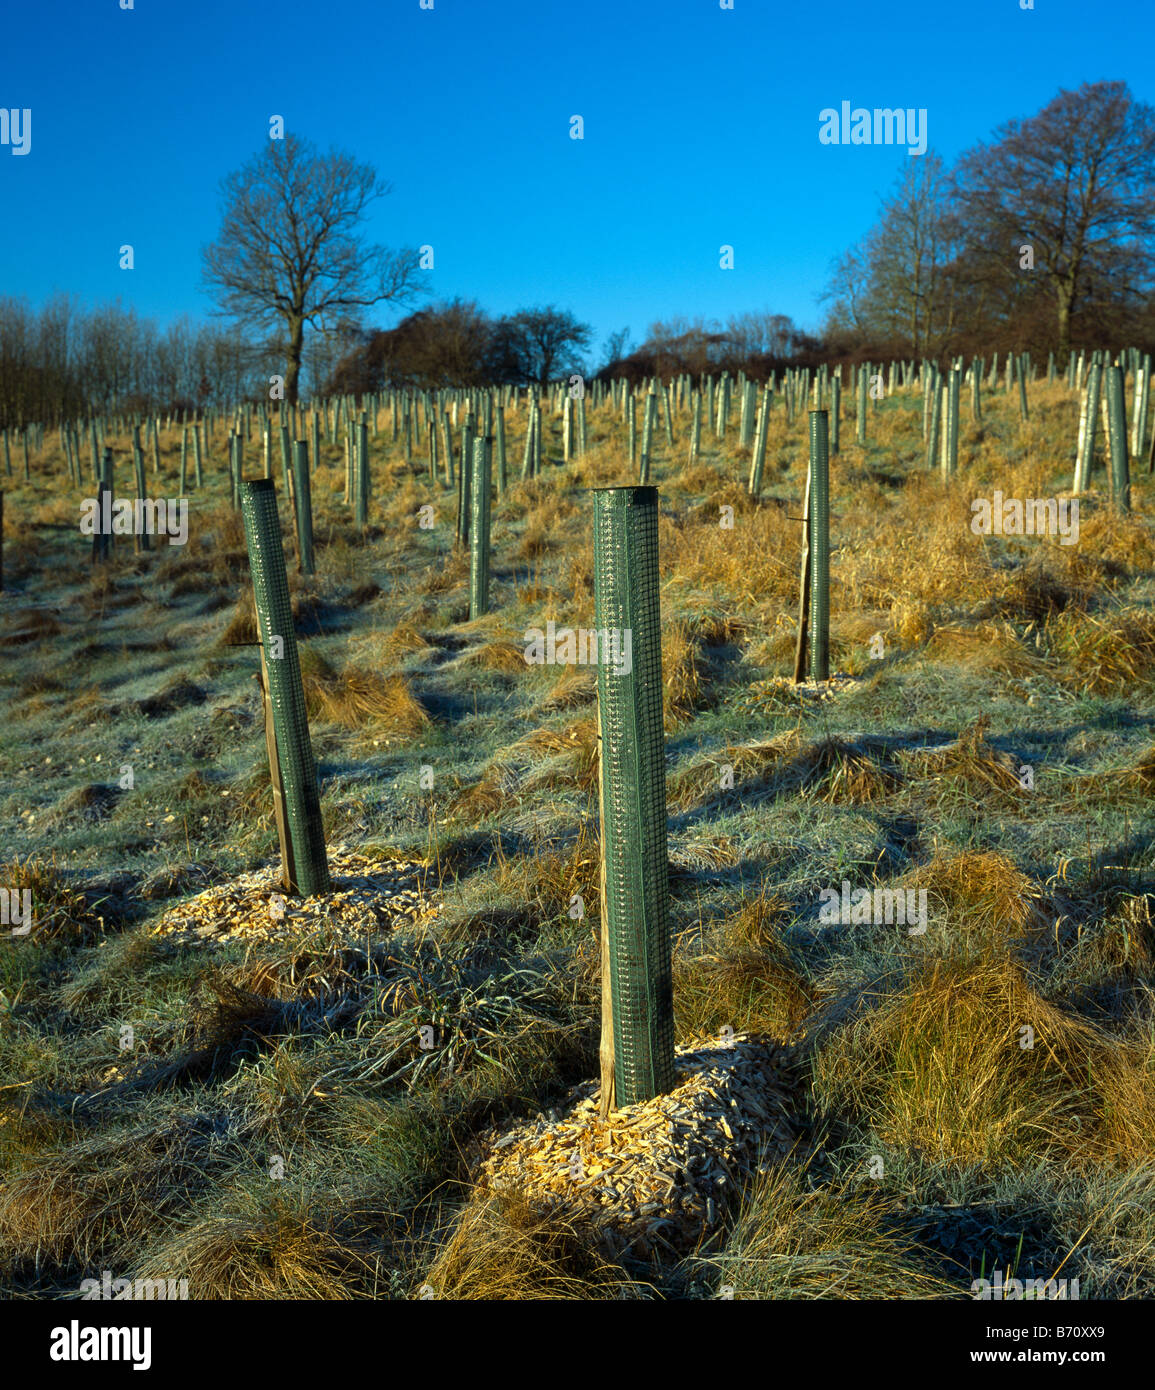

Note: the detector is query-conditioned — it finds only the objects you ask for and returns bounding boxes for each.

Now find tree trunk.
[285,312,305,406]
[1056,281,1074,360]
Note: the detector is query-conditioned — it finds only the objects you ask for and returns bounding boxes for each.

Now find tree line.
[820,81,1155,362]
[4,80,1153,429]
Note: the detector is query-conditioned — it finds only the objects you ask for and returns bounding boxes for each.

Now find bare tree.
[820,244,871,342]
[201,133,425,404]
[949,81,1155,357]
[489,306,593,386]
[726,310,799,359]
[601,325,633,371]
[862,152,956,357]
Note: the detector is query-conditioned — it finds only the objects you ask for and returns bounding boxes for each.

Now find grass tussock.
[923,622,1046,678]
[464,640,529,674]
[905,714,1031,810]
[674,894,815,1042]
[130,1188,392,1299]
[302,654,431,736]
[1047,607,1155,695]
[668,730,896,812]
[0,854,95,944]
[0,1114,231,1273]
[492,817,602,925]
[692,1160,959,1299]
[908,847,1050,948]
[812,954,1155,1167]
[423,1189,630,1300]
[663,620,707,726]
[538,668,597,712]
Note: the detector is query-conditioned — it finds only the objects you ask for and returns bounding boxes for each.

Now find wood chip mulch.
[148,844,441,947]
[475,1032,799,1261]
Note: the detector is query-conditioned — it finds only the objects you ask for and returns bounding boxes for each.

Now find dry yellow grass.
[1047,607,1155,694]
[674,894,815,1042]
[464,639,529,673]
[127,1190,388,1299]
[813,954,1155,1166]
[668,730,896,811]
[698,1160,959,1299]
[904,715,1032,810]
[906,846,1050,947]
[537,668,598,711]
[663,620,706,726]
[422,1190,629,1300]
[375,621,432,664]
[301,653,431,736]
[923,622,1047,677]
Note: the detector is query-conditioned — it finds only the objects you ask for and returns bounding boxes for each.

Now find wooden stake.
[258,642,296,893]
[597,718,615,1118]
[793,460,812,684]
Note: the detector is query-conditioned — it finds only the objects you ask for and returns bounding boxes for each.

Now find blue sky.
[1,0,1150,362]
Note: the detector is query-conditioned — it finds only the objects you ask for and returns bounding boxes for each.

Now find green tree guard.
[533,400,542,476]
[357,413,369,530]
[592,485,676,1110]
[748,385,770,496]
[457,413,474,546]
[947,367,961,477]
[93,448,114,565]
[520,405,534,482]
[280,423,292,499]
[240,478,331,897]
[830,375,841,455]
[495,404,507,495]
[639,389,656,484]
[926,373,942,472]
[131,427,150,552]
[856,365,867,445]
[469,436,492,620]
[808,411,830,681]
[739,380,754,447]
[628,394,637,470]
[688,390,701,465]
[1017,355,1030,422]
[442,410,455,487]
[1106,363,1131,513]
[292,440,316,574]
[192,422,204,489]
